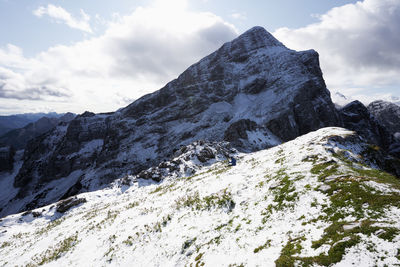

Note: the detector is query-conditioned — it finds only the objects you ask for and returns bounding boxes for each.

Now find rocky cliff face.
[0,26,340,217]
[0,145,14,172]
[338,101,393,150]
[368,100,400,139]
[368,100,400,157]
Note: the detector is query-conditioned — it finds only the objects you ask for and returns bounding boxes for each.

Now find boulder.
[56,197,87,213]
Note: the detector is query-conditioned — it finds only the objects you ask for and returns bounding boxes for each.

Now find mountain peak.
[237,26,285,48]
[0,25,339,218]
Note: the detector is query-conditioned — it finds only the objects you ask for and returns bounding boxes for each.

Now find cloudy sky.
[0,0,399,115]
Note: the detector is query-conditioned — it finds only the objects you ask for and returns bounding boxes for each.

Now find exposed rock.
[368,100,400,157]
[22,210,41,218]
[60,178,84,200]
[224,119,257,142]
[0,145,15,172]
[137,140,235,182]
[338,101,392,150]
[326,133,400,178]
[197,147,216,163]
[368,100,400,136]
[56,197,87,213]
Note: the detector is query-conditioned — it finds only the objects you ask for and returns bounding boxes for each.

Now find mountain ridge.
[0,26,340,217]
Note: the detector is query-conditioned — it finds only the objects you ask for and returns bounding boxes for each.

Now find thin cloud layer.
[274,0,400,103]
[33,4,92,33]
[0,0,237,114]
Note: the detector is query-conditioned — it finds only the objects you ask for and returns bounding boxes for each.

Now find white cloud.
[0,0,237,114]
[33,4,92,33]
[274,0,400,103]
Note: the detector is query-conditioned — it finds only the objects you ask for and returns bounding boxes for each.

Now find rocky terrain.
[338,101,392,150]
[0,146,14,172]
[1,128,400,266]
[368,100,400,141]
[0,26,341,217]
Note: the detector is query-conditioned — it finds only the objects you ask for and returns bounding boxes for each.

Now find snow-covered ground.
[1,127,400,266]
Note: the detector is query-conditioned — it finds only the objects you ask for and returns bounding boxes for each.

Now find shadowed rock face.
[0,145,14,172]
[368,100,400,139]
[1,26,340,217]
[368,100,400,157]
[338,101,393,150]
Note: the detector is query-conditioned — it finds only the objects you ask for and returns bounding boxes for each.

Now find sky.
[0,0,399,115]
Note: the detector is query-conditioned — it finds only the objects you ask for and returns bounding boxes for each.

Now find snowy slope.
[1,127,400,266]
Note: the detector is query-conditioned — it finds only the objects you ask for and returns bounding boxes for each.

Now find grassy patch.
[122,236,134,246]
[0,241,11,248]
[150,183,176,195]
[275,238,303,267]
[125,201,139,209]
[277,220,399,266]
[254,239,272,253]
[266,169,298,212]
[310,160,339,181]
[175,189,235,212]
[321,176,400,221]
[35,217,66,236]
[302,155,321,164]
[31,234,78,265]
[275,157,285,164]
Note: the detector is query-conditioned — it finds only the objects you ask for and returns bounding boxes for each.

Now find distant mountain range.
[0,113,75,150]
[332,91,400,107]
[0,112,62,136]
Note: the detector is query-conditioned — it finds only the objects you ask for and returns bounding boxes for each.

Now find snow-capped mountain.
[0,26,340,217]
[1,127,400,266]
[331,92,354,108]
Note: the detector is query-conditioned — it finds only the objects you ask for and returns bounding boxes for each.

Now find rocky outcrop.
[0,145,15,172]
[338,101,393,150]
[1,26,340,217]
[56,197,87,213]
[368,100,400,136]
[135,140,235,182]
[327,132,400,178]
[368,100,400,157]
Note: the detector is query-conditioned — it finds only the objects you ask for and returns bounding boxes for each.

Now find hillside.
[1,127,400,266]
[0,26,340,217]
